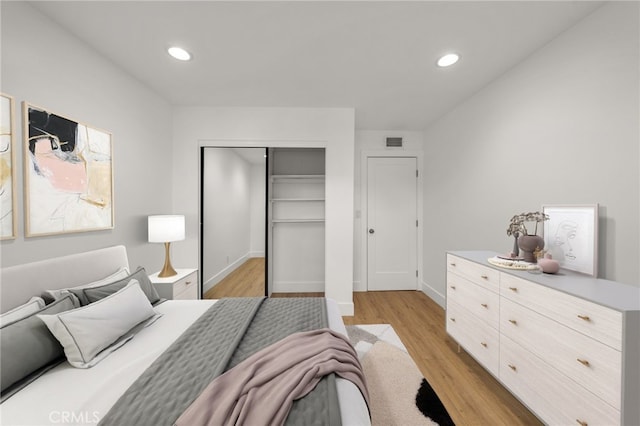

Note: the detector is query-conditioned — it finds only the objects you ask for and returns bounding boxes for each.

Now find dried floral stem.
[506,211,549,237]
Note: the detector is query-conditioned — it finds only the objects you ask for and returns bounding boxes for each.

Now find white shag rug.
[346,324,438,426]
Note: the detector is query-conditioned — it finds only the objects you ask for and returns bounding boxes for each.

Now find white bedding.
[1,299,370,426]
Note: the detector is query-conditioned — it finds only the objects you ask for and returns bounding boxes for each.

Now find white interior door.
[367,157,418,291]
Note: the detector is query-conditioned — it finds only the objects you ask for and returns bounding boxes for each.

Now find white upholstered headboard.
[1,245,129,313]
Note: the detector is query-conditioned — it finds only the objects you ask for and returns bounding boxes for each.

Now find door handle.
[369,228,375,234]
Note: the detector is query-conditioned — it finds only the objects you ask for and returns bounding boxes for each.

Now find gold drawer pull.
[185,281,192,285]
[576,419,588,426]
[508,364,517,371]
[577,315,590,321]
[508,319,518,325]
[481,303,488,308]
[481,275,489,280]
[508,287,518,292]
[450,263,456,267]
[481,342,487,348]
[577,358,591,367]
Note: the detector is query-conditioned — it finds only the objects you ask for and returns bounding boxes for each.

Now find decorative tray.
[487,256,539,271]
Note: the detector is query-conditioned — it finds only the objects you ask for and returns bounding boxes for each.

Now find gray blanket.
[99,297,339,426]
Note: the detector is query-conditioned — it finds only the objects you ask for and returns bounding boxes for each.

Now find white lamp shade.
[148,215,185,243]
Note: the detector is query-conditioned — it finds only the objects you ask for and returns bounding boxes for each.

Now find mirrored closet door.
[200,147,267,298]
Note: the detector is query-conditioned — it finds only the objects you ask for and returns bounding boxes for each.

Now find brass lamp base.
[158,242,177,277]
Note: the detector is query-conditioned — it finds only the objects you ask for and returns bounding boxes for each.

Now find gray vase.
[518,235,544,263]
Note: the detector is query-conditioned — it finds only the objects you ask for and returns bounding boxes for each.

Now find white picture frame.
[542,204,598,276]
[1,93,17,239]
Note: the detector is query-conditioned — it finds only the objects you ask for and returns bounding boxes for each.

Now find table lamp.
[148,215,185,277]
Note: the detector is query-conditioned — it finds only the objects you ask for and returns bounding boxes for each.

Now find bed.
[0,245,370,425]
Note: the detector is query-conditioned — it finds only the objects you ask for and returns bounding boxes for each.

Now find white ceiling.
[29,1,604,131]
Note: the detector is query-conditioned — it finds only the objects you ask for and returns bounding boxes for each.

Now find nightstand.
[148,268,198,300]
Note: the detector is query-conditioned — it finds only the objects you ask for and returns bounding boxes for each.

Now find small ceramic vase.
[538,253,560,274]
[518,234,544,263]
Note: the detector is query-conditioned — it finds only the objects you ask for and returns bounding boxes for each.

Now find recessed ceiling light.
[437,53,460,67]
[168,46,192,61]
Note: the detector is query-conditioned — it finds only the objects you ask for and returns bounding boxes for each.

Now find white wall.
[202,148,252,292]
[0,2,173,271]
[422,2,639,306]
[353,131,425,291]
[171,107,356,314]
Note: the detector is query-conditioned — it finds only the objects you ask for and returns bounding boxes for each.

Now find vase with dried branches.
[507,212,549,263]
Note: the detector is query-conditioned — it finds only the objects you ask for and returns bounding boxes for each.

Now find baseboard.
[249,251,265,258]
[421,280,445,309]
[352,280,366,292]
[203,254,249,293]
[337,301,354,316]
[272,280,324,293]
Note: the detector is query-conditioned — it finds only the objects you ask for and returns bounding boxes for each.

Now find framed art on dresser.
[23,103,114,237]
[0,93,17,240]
[542,204,598,276]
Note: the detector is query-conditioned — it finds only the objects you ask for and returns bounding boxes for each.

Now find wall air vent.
[386,137,403,148]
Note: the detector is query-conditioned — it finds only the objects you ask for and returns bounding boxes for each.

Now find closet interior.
[267,148,326,295]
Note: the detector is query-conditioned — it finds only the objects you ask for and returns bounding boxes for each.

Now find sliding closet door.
[200,147,267,298]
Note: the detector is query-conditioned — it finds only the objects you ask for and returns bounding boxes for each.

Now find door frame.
[359,150,424,292]
[197,139,327,298]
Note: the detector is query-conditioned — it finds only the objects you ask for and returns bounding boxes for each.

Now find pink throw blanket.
[174,328,370,426]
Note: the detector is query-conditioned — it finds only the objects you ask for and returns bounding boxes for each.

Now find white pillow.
[42,266,130,304]
[38,281,160,368]
[0,297,45,327]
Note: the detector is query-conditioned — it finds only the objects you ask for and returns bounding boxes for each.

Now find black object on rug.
[416,378,456,426]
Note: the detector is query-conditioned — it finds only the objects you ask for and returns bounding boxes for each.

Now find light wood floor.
[203,257,265,299]
[202,259,542,425]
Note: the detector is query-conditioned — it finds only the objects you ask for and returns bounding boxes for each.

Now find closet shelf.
[272,219,325,223]
[271,175,325,184]
[271,174,325,179]
[271,198,325,202]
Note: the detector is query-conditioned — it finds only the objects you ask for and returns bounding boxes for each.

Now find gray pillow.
[41,266,130,304]
[72,266,160,306]
[1,294,78,394]
[0,296,45,327]
[39,281,160,368]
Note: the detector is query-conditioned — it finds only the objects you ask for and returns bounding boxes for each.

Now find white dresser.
[446,251,639,426]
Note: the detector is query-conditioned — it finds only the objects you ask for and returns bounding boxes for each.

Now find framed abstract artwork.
[542,204,598,276]
[23,103,114,236]
[1,93,17,240]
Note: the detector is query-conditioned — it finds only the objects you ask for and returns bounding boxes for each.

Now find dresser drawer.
[173,270,197,297]
[500,335,620,426]
[447,254,499,292]
[174,279,198,300]
[447,300,499,376]
[500,273,622,350]
[447,273,499,328]
[500,298,621,408]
